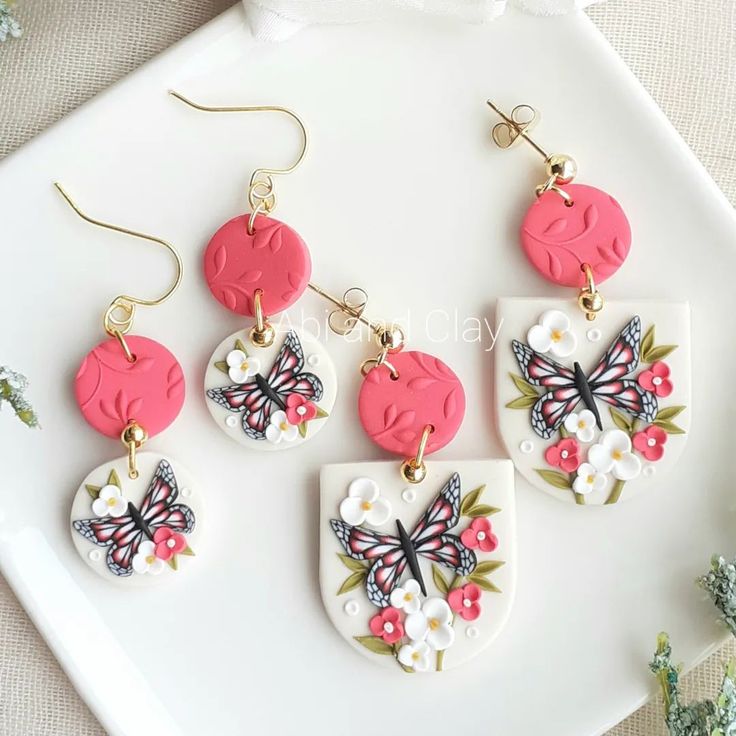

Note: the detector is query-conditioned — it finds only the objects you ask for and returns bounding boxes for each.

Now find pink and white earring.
[171,92,337,451]
[486,102,691,505]
[55,183,201,585]
[312,285,516,673]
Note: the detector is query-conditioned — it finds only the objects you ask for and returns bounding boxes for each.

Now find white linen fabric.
[243,0,605,40]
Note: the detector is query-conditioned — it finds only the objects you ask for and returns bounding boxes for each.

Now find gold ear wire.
[53,182,183,359]
[169,90,309,234]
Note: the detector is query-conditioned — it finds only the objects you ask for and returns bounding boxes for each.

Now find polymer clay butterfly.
[73,459,195,577]
[512,315,657,440]
[331,473,477,608]
[207,329,325,440]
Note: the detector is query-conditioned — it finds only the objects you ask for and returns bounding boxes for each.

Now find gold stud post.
[578,263,604,320]
[249,289,276,348]
[400,425,434,484]
[121,421,147,479]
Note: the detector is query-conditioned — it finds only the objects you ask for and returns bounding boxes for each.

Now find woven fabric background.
[0,1,734,734]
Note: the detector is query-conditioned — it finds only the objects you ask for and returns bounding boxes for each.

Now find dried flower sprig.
[700,555,736,638]
[0,1,22,43]
[0,366,39,427]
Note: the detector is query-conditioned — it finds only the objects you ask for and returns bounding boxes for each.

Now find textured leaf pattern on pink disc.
[74,335,185,439]
[358,351,466,456]
[203,214,311,316]
[520,184,631,287]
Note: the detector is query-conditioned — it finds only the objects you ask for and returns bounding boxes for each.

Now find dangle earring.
[56,184,200,584]
[486,102,691,506]
[310,284,515,673]
[170,93,336,450]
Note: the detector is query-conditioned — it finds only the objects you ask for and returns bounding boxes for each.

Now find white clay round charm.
[204,326,337,451]
[70,452,202,585]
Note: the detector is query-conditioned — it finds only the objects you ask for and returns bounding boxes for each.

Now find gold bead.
[249,324,276,348]
[578,290,604,320]
[122,421,147,446]
[400,459,427,485]
[376,324,406,354]
[545,153,578,185]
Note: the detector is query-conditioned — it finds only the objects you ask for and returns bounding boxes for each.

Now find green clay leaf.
[214,361,229,374]
[168,556,178,571]
[353,635,394,656]
[559,425,570,438]
[464,504,500,518]
[85,484,101,500]
[474,560,505,576]
[337,553,366,572]
[609,407,634,434]
[337,570,366,595]
[180,546,195,557]
[234,339,247,354]
[506,395,538,410]
[459,485,485,516]
[652,419,686,435]
[315,407,329,419]
[297,422,308,439]
[468,574,501,593]
[509,373,538,398]
[655,405,685,421]
[107,469,121,488]
[643,344,677,362]
[432,564,450,595]
[640,325,655,359]
[534,469,572,490]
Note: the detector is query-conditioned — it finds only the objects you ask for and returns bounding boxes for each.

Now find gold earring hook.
[169,90,309,234]
[54,182,183,357]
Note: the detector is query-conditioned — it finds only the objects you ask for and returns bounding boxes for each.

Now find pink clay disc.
[203,214,311,316]
[74,336,185,439]
[358,351,466,457]
[520,183,631,287]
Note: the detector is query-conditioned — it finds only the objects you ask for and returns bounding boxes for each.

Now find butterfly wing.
[268,330,324,403]
[206,381,274,440]
[410,473,477,576]
[73,515,143,577]
[139,459,195,534]
[330,520,406,608]
[512,340,581,439]
[587,316,657,422]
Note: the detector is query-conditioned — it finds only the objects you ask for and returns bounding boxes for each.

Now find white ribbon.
[243,0,606,41]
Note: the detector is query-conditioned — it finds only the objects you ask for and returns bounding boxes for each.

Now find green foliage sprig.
[0,366,39,428]
[0,1,22,43]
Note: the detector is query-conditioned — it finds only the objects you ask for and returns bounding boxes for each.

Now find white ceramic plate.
[1,6,735,735]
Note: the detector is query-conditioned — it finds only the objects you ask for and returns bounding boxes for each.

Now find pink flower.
[632,425,668,461]
[448,583,482,621]
[285,394,318,425]
[545,437,581,473]
[638,362,673,398]
[153,527,187,561]
[369,606,404,644]
[460,518,498,552]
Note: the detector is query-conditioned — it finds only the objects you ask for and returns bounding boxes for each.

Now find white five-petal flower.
[339,477,392,527]
[405,597,455,651]
[397,640,431,672]
[572,462,607,495]
[588,429,642,481]
[265,410,299,444]
[132,541,165,575]
[389,578,422,613]
[225,349,261,384]
[91,484,129,518]
[563,409,597,443]
[527,310,577,358]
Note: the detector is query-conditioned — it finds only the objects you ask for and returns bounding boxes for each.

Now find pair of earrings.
[60,93,690,676]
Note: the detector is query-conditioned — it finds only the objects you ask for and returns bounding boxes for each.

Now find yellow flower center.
[587,474,594,484]
[279,422,289,431]
[411,651,421,662]
[106,497,116,507]
[145,555,155,565]
[240,360,249,371]
[403,592,413,602]
[551,329,563,342]
[429,618,440,631]
[578,420,586,429]
[612,450,623,461]
[361,501,373,511]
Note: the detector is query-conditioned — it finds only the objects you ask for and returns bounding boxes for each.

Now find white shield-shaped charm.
[320,460,515,672]
[496,298,691,505]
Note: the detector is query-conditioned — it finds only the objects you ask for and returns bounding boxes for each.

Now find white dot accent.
[560,450,569,459]
[519,440,534,454]
[587,328,602,342]
[477,531,486,541]
[653,377,662,386]
[463,599,472,608]
[402,488,416,503]
[181,487,192,498]
[88,550,102,562]
[225,416,238,428]
[344,600,359,616]
[466,626,479,639]
[643,465,656,478]
[384,622,394,634]
[297,406,307,416]
[647,438,656,447]
[307,354,321,367]
[167,539,176,548]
